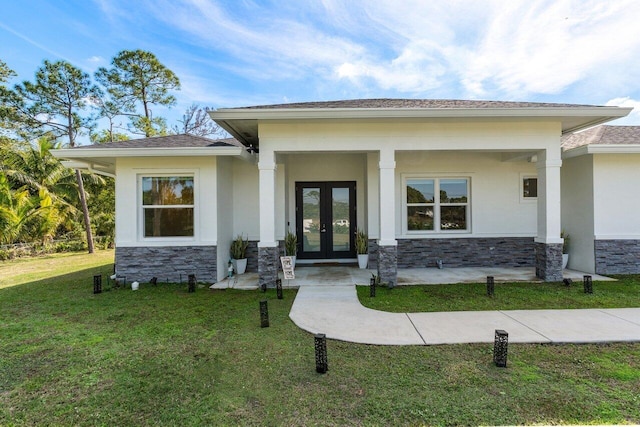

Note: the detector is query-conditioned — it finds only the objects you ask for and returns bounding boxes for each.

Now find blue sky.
[2,0,640,132]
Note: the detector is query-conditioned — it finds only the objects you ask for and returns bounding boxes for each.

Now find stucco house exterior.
[561,126,640,274]
[52,99,635,285]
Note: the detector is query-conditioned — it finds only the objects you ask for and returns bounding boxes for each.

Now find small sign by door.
[280,256,295,280]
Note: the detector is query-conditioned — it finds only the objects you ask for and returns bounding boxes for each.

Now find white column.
[378,148,397,246]
[258,150,278,248]
[535,149,563,244]
[366,152,380,239]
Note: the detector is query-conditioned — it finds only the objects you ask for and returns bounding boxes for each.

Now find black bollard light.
[493,329,509,368]
[314,333,328,373]
[150,277,158,286]
[583,275,593,294]
[563,278,572,287]
[188,274,196,293]
[486,276,495,297]
[370,276,376,297]
[261,282,267,292]
[260,300,269,328]
[276,278,283,299]
[93,274,102,294]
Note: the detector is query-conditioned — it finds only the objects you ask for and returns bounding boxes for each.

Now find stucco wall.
[216,157,233,281]
[593,154,640,238]
[258,119,561,152]
[232,158,259,240]
[561,155,595,272]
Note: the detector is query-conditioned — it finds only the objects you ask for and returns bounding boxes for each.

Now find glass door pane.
[302,187,321,253]
[332,187,351,252]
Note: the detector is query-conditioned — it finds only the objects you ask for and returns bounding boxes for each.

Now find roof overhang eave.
[563,144,640,159]
[210,106,633,143]
[51,146,247,159]
[211,106,632,120]
[51,146,254,176]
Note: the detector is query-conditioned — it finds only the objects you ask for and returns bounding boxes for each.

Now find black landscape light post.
[486,276,494,297]
[93,275,102,294]
[314,333,328,373]
[493,329,509,368]
[260,300,269,328]
[188,274,196,293]
[370,276,376,297]
[276,278,283,299]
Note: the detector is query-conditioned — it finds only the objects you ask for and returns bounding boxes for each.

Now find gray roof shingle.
[233,98,601,110]
[562,126,640,150]
[74,134,242,149]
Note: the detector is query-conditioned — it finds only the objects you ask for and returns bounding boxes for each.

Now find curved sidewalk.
[289,284,640,345]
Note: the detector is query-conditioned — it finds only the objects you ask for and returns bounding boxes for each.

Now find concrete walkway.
[289,284,640,346]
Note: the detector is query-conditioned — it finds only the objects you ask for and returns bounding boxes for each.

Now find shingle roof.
[234,98,601,110]
[74,134,242,149]
[562,126,640,150]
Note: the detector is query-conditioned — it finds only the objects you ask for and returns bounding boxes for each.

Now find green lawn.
[358,277,640,312]
[1,253,639,426]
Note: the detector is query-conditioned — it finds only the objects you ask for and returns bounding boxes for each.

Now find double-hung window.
[141,176,194,238]
[406,177,469,233]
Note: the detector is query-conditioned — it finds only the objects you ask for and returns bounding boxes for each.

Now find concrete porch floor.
[210,266,613,290]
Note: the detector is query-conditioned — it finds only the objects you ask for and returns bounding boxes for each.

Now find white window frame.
[402,175,471,235]
[520,173,538,203]
[138,172,197,241]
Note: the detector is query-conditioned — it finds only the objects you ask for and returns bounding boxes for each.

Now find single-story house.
[52,99,638,285]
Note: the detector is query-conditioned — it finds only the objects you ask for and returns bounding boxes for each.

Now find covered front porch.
[254,144,565,288]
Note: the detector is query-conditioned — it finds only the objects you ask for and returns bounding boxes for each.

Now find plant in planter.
[561,230,570,269]
[230,234,249,274]
[284,231,298,267]
[356,229,369,269]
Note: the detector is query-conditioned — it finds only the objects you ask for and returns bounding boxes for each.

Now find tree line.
[0,50,221,253]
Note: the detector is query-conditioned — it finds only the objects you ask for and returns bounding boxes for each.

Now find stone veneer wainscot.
[115,246,217,284]
[595,239,640,274]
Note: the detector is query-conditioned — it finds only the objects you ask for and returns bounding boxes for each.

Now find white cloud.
[336,40,447,93]
[93,0,640,109]
[327,0,640,98]
[606,97,640,124]
[141,0,364,80]
[460,0,640,97]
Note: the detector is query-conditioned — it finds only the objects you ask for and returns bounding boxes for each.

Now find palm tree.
[1,137,102,243]
[0,175,56,244]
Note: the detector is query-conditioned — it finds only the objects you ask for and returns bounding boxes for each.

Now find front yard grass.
[1,254,639,426]
[357,277,640,312]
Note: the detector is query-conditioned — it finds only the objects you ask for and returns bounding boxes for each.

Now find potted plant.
[356,229,368,269]
[284,231,298,267]
[561,230,570,269]
[230,234,249,274]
